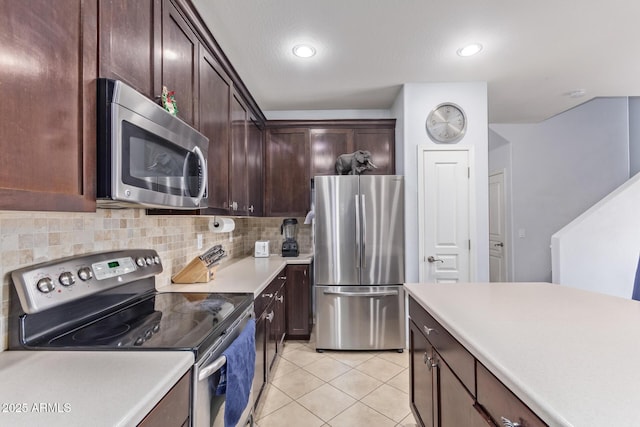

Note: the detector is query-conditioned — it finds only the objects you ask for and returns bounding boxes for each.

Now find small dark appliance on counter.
[280,218,299,257]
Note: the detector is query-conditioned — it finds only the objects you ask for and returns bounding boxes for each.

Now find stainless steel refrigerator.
[314,175,405,351]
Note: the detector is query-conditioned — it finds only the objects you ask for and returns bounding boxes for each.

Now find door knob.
[427,256,444,263]
[494,242,504,247]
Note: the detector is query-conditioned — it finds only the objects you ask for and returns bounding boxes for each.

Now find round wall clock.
[426,103,467,143]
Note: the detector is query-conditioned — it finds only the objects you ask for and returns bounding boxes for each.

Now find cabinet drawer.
[476,362,547,427]
[254,269,286,316]
[408,296,475,394]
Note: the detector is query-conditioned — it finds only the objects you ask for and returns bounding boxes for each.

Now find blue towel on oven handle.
[215,318,256,427]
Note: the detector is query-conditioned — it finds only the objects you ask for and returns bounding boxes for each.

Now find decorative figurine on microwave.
[161,86,178,116]
[335,150,377,175]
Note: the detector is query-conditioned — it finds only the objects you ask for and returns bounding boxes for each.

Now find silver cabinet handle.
[248,205,254,213]
[427,256,444,263]
[500,417,521,427]
[262,293,273,298]
[266,311,274,322]
[278,276,287,280]
[276,295,284,303]
[494,242,504,247]
[423,325,438,336]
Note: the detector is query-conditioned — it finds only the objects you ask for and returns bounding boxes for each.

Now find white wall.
[630,97,640,176]
[393,82,489,283]
[551,173,640,298]
[490,97,630,282]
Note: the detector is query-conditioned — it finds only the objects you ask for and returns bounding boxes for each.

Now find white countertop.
[0,351,193,427]
[159,253,313,296]
[404,282,640,427]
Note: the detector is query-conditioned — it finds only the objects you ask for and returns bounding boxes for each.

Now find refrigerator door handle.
[322,289,399,297]
[361,194,366,269]
[355,194,361,269]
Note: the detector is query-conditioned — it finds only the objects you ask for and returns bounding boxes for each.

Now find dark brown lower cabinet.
[285,264,311,340]
[409,320,436,427]
[138,370,191,427]
[409,296,548,427]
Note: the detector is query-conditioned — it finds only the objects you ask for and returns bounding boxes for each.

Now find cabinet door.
[265,128,311,216]
[286,265,311,339]
[199,48,231,214]
[439,358,488,427]
[409,320,436,427]
[354,128,395,175]
[139,370,191,427]
[162,0,198,126]
[98,0,161,100]
[247,117,264,216]
[230,94,248,215]
[0,0,97,212]
[310,128,354,176]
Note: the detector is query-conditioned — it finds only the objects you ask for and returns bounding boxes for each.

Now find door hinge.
[468,240,471,250]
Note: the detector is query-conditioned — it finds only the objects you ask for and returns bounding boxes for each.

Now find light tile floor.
[254,339,418,427]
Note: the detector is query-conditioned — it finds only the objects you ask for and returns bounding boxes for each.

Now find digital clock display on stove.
[108,261,120,268]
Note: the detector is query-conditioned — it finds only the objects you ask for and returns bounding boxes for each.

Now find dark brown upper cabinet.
[247,116,264,217]
[230,93,249,215]
[310,129,354,177]
[354,127,395,175]
[265,128,311,217]
[0,0,97,212]
[198,47,231,215]
[161,0,199,127]
[98,0,162,100]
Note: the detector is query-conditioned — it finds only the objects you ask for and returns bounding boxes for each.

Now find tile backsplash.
[0,209,311,351]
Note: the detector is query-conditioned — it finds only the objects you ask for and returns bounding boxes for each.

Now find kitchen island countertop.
[159,253,313,296]
[404,282,640,427]
[0,350,193,427]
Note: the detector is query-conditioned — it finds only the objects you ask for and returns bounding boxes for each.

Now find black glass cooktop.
[42,292,253,357]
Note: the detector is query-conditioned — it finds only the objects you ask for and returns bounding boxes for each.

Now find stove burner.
[71,323,131,344]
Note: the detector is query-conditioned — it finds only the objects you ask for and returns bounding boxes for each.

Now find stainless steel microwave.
[96,78,208,209]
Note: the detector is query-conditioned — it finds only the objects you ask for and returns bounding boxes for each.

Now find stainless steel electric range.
[8,249,255,427]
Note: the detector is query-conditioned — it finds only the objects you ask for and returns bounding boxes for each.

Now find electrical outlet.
[197,233,203,249]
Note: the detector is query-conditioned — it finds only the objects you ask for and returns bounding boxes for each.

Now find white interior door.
[418,149,470,283]
[489,171,507,282]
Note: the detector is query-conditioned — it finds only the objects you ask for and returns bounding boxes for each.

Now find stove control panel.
[11,249,163,314]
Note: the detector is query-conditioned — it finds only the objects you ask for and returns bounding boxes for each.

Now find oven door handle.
[198,354,227,381]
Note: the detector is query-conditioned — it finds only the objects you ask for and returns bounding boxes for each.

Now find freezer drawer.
[315,285,405,350]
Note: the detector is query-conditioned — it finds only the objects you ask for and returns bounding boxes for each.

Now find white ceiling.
[192,0,640,123]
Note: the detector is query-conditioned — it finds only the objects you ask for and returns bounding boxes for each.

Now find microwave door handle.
[191,146,207,205]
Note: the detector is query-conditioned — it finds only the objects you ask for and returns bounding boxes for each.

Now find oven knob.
[135,257,145,267]
[153,256,161,265]
[59,271,75,287]
[145,256,153,265]
[78,267,93,281]
[134,337,145,346]
[36,277,55,293]
[152,324,160,333]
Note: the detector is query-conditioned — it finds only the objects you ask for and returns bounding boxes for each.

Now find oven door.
[194,308,254,427]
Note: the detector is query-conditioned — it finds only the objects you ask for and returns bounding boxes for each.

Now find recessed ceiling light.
[457,43,483,57]
[292,44,316,58]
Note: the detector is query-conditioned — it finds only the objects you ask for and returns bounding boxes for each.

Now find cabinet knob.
[276,295,284,303]
[266,311,274,322]
[248,205,254,212]
[500,417,521,427]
